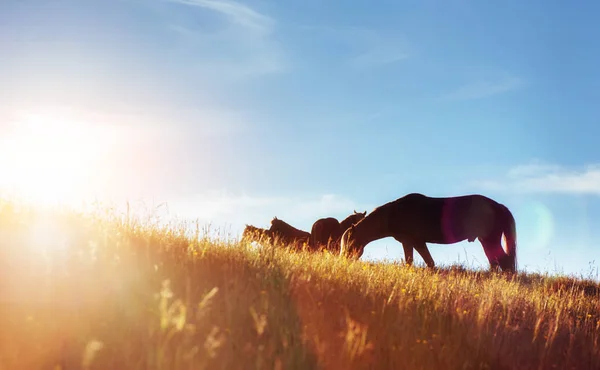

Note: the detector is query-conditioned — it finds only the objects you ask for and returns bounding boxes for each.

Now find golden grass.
[1,199,599,370]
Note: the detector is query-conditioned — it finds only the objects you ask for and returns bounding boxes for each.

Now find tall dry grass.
[1,199,599,370]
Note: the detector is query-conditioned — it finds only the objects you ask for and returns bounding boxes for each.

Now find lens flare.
[517,201,554,250]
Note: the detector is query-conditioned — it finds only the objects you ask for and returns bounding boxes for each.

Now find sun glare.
[0,110,111,206]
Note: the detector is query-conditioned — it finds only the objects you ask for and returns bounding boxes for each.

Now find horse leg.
[414,242,436,269]
[481,237,505,272]
[395,237,435,269]
[393,236,414,266]
[402,243,414,266]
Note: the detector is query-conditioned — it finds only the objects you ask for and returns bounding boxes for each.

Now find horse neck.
[283,224,299,233]
[354,209,392,245]
[275,221,302,235]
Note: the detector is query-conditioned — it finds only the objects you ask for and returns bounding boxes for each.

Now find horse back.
[270,219,310,249]
[390,193,501,244]
[310,217,340,249]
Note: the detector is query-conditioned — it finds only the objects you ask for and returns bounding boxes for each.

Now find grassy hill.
[1,199,599,370]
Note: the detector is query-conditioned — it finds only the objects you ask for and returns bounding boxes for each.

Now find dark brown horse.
[241,224,273,244]
[268,217,311,250]
[340,193,517,272]
[309,210,367,252]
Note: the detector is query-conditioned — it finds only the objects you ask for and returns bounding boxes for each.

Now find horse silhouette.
[340,193,517,272]
[241,224,274,244]
[269,217,311,250]
[309,210,367,252]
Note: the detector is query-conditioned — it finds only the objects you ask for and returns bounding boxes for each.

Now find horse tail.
[500,204,517,272]
[309,222,318,251]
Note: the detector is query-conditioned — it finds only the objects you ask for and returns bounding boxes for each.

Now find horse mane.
[348,202,395,231]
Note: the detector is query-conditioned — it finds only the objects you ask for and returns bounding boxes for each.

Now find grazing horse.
[309,210,367,252]
[269,217,311,250]
[340,193,517,273]
[241,224,273,244]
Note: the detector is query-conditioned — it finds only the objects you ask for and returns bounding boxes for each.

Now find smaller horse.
[269,217,311,250]
[340,193,517,273]
[241,224,273,244]
[309,210,367,252]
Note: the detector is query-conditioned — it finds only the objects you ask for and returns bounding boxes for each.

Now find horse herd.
[241,192,518,273]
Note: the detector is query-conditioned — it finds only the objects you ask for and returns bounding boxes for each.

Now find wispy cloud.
[162,0,286,79]
[170,0,273,34]
[299,25,410,69]
[471,160,600,195]
[439,75,523,101]
[349,32,410,69]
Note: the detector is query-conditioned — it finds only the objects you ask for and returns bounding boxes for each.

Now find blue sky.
[1,0,600,277]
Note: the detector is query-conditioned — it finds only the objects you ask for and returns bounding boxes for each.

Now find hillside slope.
[1,200,599,370]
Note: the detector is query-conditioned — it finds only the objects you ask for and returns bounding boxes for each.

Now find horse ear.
[354,209,357,213]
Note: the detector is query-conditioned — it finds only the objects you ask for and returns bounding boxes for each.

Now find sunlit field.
[1,199,599,370]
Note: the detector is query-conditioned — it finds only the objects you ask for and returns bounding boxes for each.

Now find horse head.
[340,210,367,230]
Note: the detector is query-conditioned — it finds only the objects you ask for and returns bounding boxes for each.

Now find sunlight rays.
[0,110,114,206]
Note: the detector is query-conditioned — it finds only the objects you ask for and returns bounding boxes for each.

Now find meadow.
[1,199,600,370]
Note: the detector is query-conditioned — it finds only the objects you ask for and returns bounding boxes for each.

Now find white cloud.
[164,191,373,237]
[163,0,286,79]
[6,103,248,139]
[440,75,522,101]
[506,161,562,178]
[472,161,600,195]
